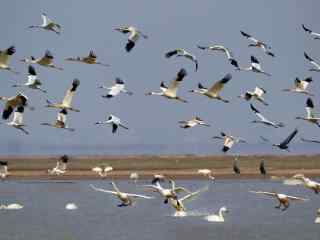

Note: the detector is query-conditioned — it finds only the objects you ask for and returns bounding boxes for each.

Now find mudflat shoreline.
[1,154,320,180]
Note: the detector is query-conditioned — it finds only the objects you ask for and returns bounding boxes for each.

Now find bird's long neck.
[219,209,225,220]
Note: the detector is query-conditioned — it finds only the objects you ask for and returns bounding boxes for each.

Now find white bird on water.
[296,98,320,127]
[250,104,284,128]
[238,86,268,106]
[282,77,313,96]
[12,65,47,93]
[41,109,75,131]
[179,116,210,129]
[189,73,232,103]
[240,31,275,57]
[238,56,271,76]
[205,206,229,222]
[95,114,129,134]
[92,165,113,178]
[29,13,61,34]
[90,182,153,207]
[0,45,18,74]
[99,78,133,99]
[114,26,148,52]
[302,24,320,40]
[20,50,63,70]
[45,79,80,112]
[65,50,110,67]
[165,48,198,72]
[0,106,29,135]
[146,69,188,103]
[197,169,215,180]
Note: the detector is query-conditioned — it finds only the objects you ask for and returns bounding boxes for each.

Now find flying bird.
[212,132,246,153]
[197,44,239,69]
[0,106,29,135]
[259,160,267,175]
[65,50,110,67]
[165,48,198,72]
[189,73,232,103]
[300,137,320,144]
[272,128,298,151]
[29,13,61,34]
[296,98,320,127]
[45,79,80,112]
[95,114,128,134]
[250,104,284,128]
[99,78,133,98]
[0,92,30,120]
[21,50,63,70]
[240,31,274,57]
[238,56,271,76]
[249,190,308,211]
[41,109,75,131]
[146,68,188,103]
[304,52,320,72]
[238,86,268,105]
[12,65,47,93]
[302,24,320,40]
[282,77,313,96]
[48,155,69,175]
[179,116,210,128]
[114,26,148,52]
[90,182,153,207]
[233,158,241,174]
[0,45,18,74]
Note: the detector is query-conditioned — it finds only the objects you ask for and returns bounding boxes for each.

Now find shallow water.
[0,180,319,240]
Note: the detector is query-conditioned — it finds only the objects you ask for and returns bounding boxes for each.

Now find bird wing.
[280,128,298,146]
[174,187,191,194]
[208,73,232,94]
[62,79,80,106]
[250,104,268,122]
[41,14,51,25]
[304,52,320,69]
[251,56,262,70]
[0,46,15,66]
[112,124,118,133]
[167,69,187,95]
[306,98,315,118]
[108,85,122,97]
[12,107,24,125]
[254,87,266,97]
[300,77,312,90]
[37,51,53,65]
[240,31,258,43]
[90,184,118,195]
[302,24,312,34]
[180,185,209,203]
[286,195,309,201]
[249,191,277,197]
[165,49,178,58]
[126,193,154,199]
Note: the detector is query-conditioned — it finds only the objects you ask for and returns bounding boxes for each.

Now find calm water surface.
[0,180,319,240]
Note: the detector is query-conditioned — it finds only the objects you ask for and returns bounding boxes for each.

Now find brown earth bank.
[1,154,320,180]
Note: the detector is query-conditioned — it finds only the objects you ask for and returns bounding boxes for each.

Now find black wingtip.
[125,40,135,52]
[177,68,187,80]
[306,98,314,108]
[28,65,36,75]
[2,106,13,120]
[221,73,232,83]
[60,154,69,163]
[6,46,16,55]
[115,78,124,84]
[251,55,259,63]
[165,50,178,58]
[71,79,80,91]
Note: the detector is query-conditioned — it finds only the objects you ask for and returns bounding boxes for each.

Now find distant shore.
[1,154,320,180]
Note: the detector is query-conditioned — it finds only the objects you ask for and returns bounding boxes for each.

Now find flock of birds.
[0,13,319,222]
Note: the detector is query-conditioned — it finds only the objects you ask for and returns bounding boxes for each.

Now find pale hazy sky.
[0,0,319,155]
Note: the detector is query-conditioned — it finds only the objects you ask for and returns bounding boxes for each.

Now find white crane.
[48,155,69,175]
[65,50,110,67]
[165,48,198,72]
[0,161,9,179]
[296,98,320,127]
[144,179,191,204]
[238,86,268,105]
[90,182,153,207]
[250,104,284,128]
[12,65,47,93]
[92,165,113,178]
[0,106,28,135]
[45,79,80,112]
[189,73,232,103]
[0,45,18,74]
[99,78,133,98]
[95,114,128,134]
[0,92,30,120]
[114,26,148,52]
[205,207,229,222]
[238,56,271,76]
[302,24,320,40]
[212,132,246,153]
[304,52,320,72]
[283,77,313,96]
[179,116,210,128]
[29,13,61,34]
[249,190,308,211]
[197,44,239,69]
[146,68,188,103]
[240,31,274,57]
[21,50,63,70]
[41,109,75,131]
[197,169,215,180]
[129,172,139,183]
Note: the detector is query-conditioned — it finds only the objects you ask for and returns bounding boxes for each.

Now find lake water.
[0,179,319,240]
